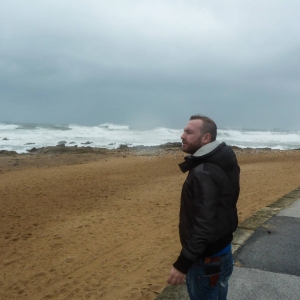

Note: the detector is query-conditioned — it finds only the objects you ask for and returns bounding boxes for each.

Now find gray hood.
[193,141,222,157]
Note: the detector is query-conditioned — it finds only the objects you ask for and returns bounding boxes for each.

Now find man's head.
[181,115,217,154]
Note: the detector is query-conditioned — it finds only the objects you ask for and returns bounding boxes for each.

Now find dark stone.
[0,150,17,155]
[24,143,35,145]
[229,145,242,150]
[118,144,130,150]
[57,141,67,145]
[3,138,9,140]
[160,142,182,148]
[81,141,93,145]
[26,145,107,154]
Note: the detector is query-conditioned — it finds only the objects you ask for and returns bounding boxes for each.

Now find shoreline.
[1,142,299,156]
[1,144,299,176]
[1,148,300,299]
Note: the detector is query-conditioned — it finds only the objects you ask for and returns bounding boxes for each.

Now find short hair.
[189,115,217,141]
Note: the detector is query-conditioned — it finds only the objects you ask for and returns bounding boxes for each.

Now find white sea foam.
[218,129,300,150]
[0,122,299,153]
[98,123,130,130]
[0,124,19,130]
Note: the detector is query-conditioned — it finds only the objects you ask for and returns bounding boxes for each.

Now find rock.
[57,141,67,145]
[27,147,38,153]
[160,142,182,148]
[118,144,129,150]
[230,145,242,150]
[65,257,75,263]
[3,138,9,140]
[69,142,76,144]
[0,150,17,155]
[81,141,93,145]
[24,143,35,145]
[26,145,107,155]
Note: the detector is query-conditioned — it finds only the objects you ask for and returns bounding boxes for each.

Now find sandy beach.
[1,147,300,300]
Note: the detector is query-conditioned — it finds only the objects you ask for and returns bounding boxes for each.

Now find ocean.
[0,122,299,154]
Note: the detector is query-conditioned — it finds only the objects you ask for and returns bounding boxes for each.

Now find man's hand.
[167,267,186,285]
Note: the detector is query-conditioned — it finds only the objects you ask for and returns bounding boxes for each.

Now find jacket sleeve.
[173,166,220,273]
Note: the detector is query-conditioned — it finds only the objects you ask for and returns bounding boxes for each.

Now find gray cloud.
[1,0,300,130]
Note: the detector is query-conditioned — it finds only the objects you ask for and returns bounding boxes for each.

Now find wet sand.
[1,148,300,299]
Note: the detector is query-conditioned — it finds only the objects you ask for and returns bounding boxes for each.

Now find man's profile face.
[181,119,205,154]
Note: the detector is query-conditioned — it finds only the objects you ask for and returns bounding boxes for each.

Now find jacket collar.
[178,141,224,173]
[193,141,222,157]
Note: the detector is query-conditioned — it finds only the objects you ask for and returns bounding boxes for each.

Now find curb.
[154,187,300,300]
[233,187,300,253]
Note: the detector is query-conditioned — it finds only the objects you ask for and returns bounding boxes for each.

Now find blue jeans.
[186,251,234,300]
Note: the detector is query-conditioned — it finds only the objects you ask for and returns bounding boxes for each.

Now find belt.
[204,256,222,264]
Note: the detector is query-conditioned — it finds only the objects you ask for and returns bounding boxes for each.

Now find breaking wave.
[0,122,299,153]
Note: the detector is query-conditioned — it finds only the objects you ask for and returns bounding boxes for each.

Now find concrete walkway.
[155,187,300,300]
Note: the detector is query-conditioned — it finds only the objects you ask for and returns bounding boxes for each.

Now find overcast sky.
[1,0,300,130]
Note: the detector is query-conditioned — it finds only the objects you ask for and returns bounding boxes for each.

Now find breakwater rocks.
[26,145,107,155]
[0,150,18,155]
[0,142,183,156]
[24,143,183,156]
[1,143,299,157]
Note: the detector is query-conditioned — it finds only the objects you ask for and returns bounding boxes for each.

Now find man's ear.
[202,133,212,145]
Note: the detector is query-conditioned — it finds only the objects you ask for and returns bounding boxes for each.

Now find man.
[167,115,240,300]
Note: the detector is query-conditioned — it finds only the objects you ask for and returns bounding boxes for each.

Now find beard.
[181,133,206,154]
[181,141,203,154]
